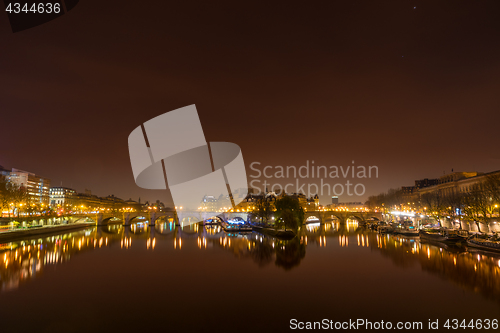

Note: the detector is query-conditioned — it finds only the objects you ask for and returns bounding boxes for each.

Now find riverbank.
[0,222,95,243]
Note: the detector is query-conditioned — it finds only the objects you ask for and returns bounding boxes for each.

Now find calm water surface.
[0,221,499,332]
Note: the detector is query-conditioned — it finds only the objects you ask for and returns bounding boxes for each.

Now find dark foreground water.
[0,222,499,332]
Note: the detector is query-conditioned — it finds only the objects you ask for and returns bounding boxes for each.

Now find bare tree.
[443,189,464,221]
[420,191,446,226]
[0,175,10,216]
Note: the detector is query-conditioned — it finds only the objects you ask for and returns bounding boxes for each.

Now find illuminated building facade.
[200,195,219,211]
[337,202,365,210]
[49,187,76,208]
[72,192,134,212]
[418,171,498,197]
[7,168,51,205]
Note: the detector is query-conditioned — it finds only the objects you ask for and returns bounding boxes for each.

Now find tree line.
[251,195,304,231]
[0,175,50,218]
[0,175,28,217]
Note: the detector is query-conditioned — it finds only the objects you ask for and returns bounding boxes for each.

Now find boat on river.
[393,222,419,236]
[467,235,500,252]
[222,224,252,232]
[203,217,220,225]
[220,217,252,232]
[419,228,467,244]
[394,227,419,236]
[377,222,393,233]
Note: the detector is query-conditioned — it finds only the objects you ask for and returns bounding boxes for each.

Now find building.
[200,195,220,212]
[288,192,307,208]
[49,187,76,208]
[100,195,126,210]
[401,186,417,202]
[73,192,102,211]
[305,194,319,211]
[418,171,493,197]
[7,168,51,205]
[124,199,145,211]
[415,178,439,189]
[439,172,479,185]
[235,192,277,212]
[338,202,365,210]
[331,196,339,205]
[72,192,130,212]
[402,186,416,195]
[0,165,9,177]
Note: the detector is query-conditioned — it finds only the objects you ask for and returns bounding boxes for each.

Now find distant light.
[391,211,415,217]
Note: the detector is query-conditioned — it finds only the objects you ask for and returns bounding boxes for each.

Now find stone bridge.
[66,210,251,226]
[16,209,382,227]
[66,211,175,226]
[303,211,382,224]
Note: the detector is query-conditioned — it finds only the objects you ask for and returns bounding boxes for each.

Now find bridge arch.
[72,216,97,224]
[345,215,364,223]
[179,215,201,225]
[204,215,223,224]
[100,216,123,225]
[305,216,321,224]
[128,215,148,225]
[153,214,175,224]
[327,213,346,224]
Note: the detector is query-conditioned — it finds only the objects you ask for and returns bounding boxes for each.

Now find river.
[0,221,498,332]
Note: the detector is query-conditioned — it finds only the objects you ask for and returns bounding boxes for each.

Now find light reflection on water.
[0,221,500,305]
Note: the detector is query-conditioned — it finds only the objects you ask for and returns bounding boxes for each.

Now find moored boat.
[220,217,252,232]
[377,222,393,233]
[203,218,219,225]
[378,225,393,233]
[395,228,419,237]
[467,236,500,252]
[222,224,253,232]
[419,228,467,244]
[393,222,419,236]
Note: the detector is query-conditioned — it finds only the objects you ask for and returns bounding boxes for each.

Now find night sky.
[1,0,500,206]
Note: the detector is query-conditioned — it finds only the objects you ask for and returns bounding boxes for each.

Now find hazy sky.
[1,0,500,206]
